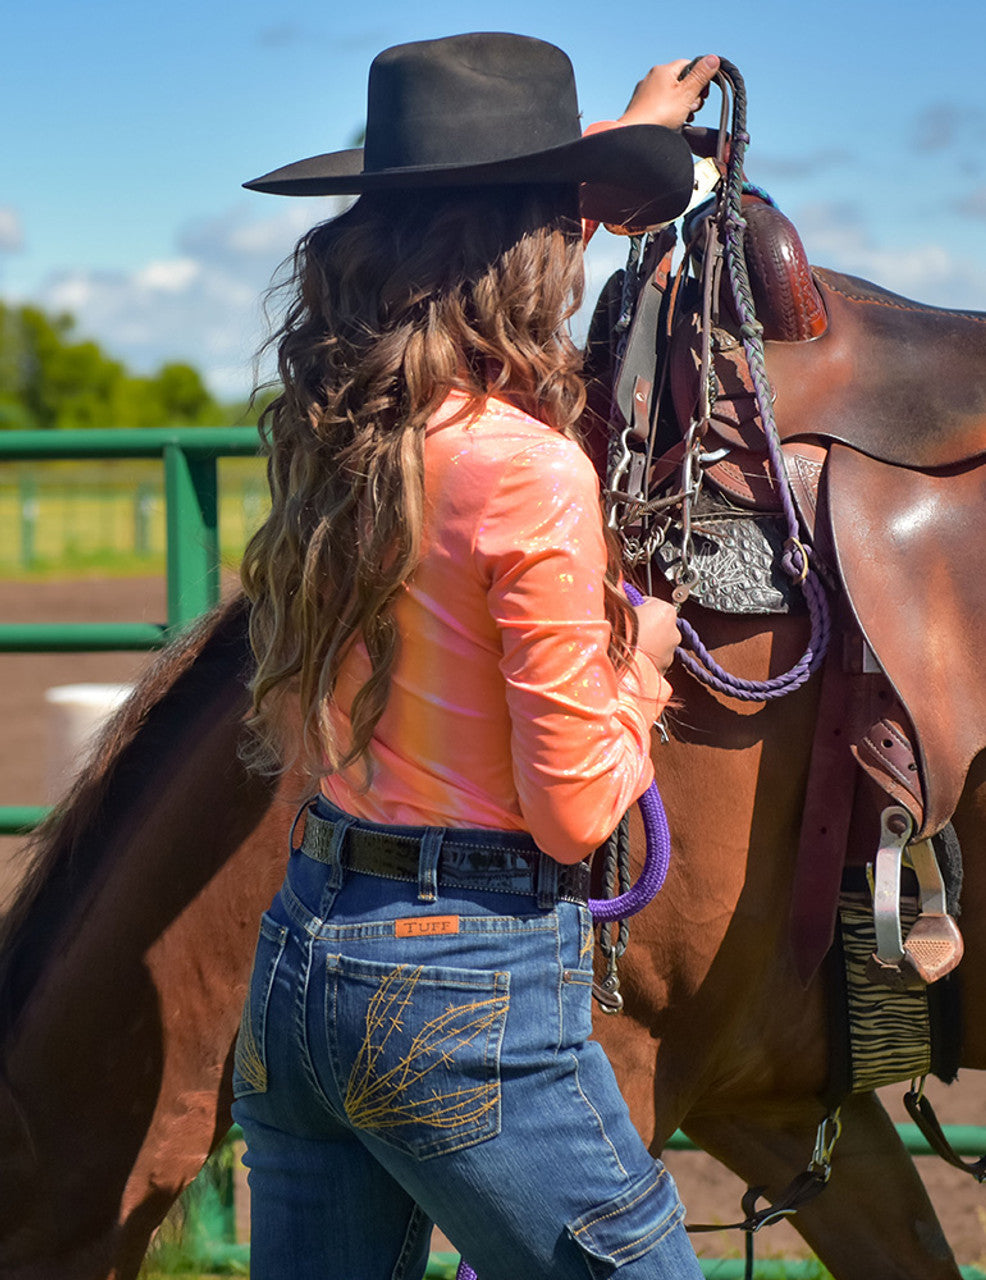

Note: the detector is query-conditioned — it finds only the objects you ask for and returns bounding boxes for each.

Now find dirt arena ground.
[1,575,984,1271]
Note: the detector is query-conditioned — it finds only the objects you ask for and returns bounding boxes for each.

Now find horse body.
[1,597,981,1279]
[3,193,986,1273]
[0,604,288,1278]
[608,607,986,1278]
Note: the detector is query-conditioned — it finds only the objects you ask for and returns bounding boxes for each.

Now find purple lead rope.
[587,775,671,920]
[588,582,672,921]
[455,585,672,1280]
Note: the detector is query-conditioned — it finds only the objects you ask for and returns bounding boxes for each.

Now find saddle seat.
[769,269,986,470]
[670,202,986,475]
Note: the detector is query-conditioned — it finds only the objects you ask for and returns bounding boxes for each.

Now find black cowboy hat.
[244,32,697,227]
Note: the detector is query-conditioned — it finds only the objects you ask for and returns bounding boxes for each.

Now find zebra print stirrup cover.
[825,885,961,1107]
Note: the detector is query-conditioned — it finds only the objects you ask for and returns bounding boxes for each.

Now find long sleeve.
[474,434,669,862]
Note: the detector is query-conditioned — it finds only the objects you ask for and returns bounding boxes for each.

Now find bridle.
[605,58,831,701]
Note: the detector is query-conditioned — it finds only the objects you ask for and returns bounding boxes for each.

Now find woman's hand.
[618,55,720,131]
[633,596,680,674]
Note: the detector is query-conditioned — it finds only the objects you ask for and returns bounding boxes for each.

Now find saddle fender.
[826,443,986,841]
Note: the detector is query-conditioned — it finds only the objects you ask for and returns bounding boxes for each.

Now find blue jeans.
[232,799,702,1280]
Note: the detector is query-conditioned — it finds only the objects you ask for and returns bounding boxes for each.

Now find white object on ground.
[44,683,133,801]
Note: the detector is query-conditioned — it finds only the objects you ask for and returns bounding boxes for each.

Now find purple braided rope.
[456,1263,478,1280]
[588,778,671,920]
[588,580,671,919]
[676,568,830,700]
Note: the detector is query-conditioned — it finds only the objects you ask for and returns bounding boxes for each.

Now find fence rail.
[0,425,262,834]
[0,425,260,630]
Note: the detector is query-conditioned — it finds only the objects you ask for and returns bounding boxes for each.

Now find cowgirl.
[236,32,716,1279]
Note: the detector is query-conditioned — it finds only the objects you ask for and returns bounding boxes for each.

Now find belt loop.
[418,828,445,902]
[289,798,314,854]
[327,813,355,889]
[536,853,559,909]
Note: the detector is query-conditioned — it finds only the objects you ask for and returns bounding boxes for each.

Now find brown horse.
[0,574,983,1280]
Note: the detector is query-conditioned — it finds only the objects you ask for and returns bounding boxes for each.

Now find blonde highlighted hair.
[241,184,636,779]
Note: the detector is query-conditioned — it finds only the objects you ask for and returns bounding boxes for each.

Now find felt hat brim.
[245,124,697,228]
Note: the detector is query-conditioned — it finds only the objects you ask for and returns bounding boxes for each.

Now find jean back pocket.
[326,953,509,1160]
[233,913,289,1099]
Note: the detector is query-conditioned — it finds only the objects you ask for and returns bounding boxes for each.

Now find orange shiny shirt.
[321,391,670,864]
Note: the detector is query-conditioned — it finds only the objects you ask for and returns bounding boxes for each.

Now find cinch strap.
[418,827,445,902]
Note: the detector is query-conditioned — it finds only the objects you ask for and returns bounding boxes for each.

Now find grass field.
[0,459,269,577]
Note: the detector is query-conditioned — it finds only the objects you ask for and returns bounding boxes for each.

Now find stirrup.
[901,837,964,982]
[866,806,963,990]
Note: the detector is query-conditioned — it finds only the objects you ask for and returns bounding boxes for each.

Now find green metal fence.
[3,427,985,1277]
[0,424,261,835]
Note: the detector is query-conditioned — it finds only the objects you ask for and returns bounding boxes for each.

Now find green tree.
[0,301,230,429]
[153,362,218,424]
[0,304,125,429]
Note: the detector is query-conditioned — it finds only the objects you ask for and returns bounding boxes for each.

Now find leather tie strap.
[686,1168,830,1236]
[904,1089,986,1182]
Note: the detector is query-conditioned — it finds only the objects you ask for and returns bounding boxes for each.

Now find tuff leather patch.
[395,916,460,938]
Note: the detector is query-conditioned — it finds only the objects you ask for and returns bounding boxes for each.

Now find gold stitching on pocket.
[234,994,268,1094]
[345,966,506,1134]
[573,1173,662,1236]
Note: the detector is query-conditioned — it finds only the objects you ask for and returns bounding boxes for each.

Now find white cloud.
[134,258,199,292]
[913,103,965,153]
[790,200,986,311]
[34,199,341,398]
[0,207,24,252]
[746,149,852,182]
[46,275,96,313]
[179,198,341,265]
[257,21,310,47]
[955,187,986,220]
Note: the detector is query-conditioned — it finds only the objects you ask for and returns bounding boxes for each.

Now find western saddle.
[593,174,986,994]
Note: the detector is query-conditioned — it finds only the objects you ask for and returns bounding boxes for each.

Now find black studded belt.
[298,805,590,905]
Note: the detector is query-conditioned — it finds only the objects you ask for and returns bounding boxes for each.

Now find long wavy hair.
[241,183,637,780]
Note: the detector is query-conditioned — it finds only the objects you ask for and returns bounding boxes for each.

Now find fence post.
[134,482,155,556]
[19,469,38,569]
[164,443,219,631]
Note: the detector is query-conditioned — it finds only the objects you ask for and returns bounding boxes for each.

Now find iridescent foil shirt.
[321,390,670,864]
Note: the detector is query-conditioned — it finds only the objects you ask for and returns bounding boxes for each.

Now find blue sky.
[3,0,985,397]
